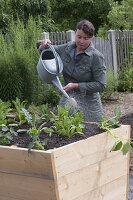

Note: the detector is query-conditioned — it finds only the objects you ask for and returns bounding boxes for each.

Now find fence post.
[42,32,50,39]
[108,30,118,78]
[66,30,75,42]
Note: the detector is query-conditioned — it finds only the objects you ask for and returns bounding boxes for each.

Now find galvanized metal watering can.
[36,44,69,99]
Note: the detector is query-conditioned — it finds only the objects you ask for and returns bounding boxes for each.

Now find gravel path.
[129,175,133,200]
[103,92,133,118]
[102,92,133,199]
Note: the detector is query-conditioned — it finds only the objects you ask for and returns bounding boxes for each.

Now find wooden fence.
[42,30,133,77]
[114,30,133,67]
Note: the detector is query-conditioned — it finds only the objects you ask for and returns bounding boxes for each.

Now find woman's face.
[75,29,93,51]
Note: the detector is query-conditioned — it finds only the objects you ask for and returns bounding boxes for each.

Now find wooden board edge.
[50,152,60,200]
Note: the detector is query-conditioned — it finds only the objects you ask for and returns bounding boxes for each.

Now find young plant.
[12,97,28,125]
[28,103,50,122]
[0,99,12,127]
[0,125,18,145]
[22,108,47,151]
[98,106,132,155]
[49,105,85,138]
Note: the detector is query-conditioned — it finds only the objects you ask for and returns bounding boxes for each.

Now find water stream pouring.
[36,44,77,107]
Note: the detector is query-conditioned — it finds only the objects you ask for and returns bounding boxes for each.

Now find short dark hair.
[76,20,95,38]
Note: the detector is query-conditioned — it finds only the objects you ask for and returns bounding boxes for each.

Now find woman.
[37,20,106,122]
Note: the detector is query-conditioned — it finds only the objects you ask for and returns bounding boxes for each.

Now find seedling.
[12,97,28,125]
[0,99,12,127]
[49,105,85,138]
[22,108,47,151]
[0,125,18,145]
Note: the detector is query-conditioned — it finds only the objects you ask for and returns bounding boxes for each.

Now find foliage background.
[0,0,132,34]
[0,0,132,104]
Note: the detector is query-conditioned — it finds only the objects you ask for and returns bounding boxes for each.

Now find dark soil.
[11,122,103,150]
[10,112,133,150]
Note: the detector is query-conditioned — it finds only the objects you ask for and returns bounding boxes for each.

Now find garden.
[0,95,131,153]
[0,0,132,199]
[0,96,131,200]
[0,11,132,155]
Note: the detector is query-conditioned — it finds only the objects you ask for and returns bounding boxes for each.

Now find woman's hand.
[39,39,51,50]
[63,83,79,92]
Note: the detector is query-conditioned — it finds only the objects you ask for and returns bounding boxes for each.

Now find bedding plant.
[0,97,132,154]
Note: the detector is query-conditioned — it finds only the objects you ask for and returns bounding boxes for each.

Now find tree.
[51,0,113,32]
[107,0,133,29]
[0,0,57,34]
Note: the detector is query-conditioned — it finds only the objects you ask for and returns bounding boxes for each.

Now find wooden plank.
[58,162,100,199]
[57,153,129,199]
[53,125,130,199]
[0,196,17,200]
[0,172,57,200]
[72,175,127,200]
[50,153,60,200]
[99,153,129,186]
[55,150,107,177]
[0,146,54,178]
[100,175,127,200]
[53,125,130,177]
[73,188,99,200]
[0,125,130,200]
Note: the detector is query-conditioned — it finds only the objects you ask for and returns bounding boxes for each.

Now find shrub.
[101,67,118,99]
[118,64,133,92]
[117,45,133,92]
[0,0,57,34]
[0,17,41,102]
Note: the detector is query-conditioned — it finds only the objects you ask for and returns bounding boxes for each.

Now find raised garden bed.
[0,124,130,200]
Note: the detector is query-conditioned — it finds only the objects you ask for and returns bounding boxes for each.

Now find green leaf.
[2,126,8,132]
[28,142,34,151]
[34,141,45,150]
[111,141,123,151]
[121,142,132,155]
[43,127,54,134]
[5,133,13,140]
[22,108,32,123]
[0,137,10,145]
[78,131,84,135]
[28,128,38,135]
[114,106,121,118]
[10,128,18,136]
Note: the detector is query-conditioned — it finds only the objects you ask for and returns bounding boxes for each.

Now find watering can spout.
[52,76,70,99]
[52,77,78,110]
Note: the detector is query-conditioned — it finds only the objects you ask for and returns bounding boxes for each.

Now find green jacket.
[37,41,106,121]
[54,41,106,95]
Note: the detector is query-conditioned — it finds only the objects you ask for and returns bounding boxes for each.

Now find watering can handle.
[48,43,60,74]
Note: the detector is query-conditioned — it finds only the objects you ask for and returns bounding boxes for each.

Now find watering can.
[37,44,70,99]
